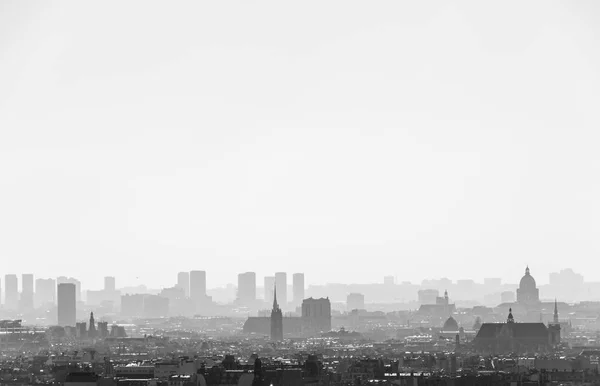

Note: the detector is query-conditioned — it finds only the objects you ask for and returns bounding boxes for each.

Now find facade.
[275,272,287,307]
[20,273,34,311]
[104,276,116,292]
[517,266,540,305]
[57,277,81,302]
[347,293,365,311]
[237,272,256,305]
[292,273,305,306]
[5,274,19,310]
[189,270,206,301]
[176,271,190,297]
[57,283,77,326]
[302,297,332,333]
[270,286,283,341]
[473,308,561,354]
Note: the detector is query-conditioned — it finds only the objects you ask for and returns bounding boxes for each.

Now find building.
[270,286,283,341]
[121,294,145,317]
[57,283,77,326]
[418,289,439,305]
[57,277,81,303]
[473,307,561,354]
[4,274,19,310]
[143,295,169,318]
[417,290,456,316]
[177,272,190,297]
[35,278,56,308]
[517,266,540,305]
[237,272,256,305]
[501,290,516,303]
[384,276,394,286]
[292,273,305,306]
[264,276,275,305]
[20,273,34,311]
[104,276,116,292]
[275,272,287,307]
[189,270,206,301]
[301,297,332,333]
[347,293,365,311]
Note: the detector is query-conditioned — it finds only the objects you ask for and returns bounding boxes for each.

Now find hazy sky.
[1,1,599,290]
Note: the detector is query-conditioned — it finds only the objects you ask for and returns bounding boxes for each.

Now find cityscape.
[0,267,599,384]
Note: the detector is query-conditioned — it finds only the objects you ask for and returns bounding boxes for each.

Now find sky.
[1,1,599,291]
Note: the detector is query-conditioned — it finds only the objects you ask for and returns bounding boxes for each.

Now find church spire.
[507,308,515,324]
[525,265,530,275]
[272,284,279,310]
[554,299,559,324]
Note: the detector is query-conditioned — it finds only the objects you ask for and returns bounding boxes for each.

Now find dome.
[519,266,537,290]
[443,316,459,331]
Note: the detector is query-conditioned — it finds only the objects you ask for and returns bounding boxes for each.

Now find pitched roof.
[475,322,548,340]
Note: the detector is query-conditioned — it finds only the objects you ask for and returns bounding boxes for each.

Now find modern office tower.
[5,274,19,310]
[20,273,34,311]
[347,292,365,311]
[237,272,256,304]
[57,277,82,302]
[264,276,275,305]
[292,273,305,305]
[177,272,190,297]
[57,283,77,326]
[275,272,287,307]
[384,276,395,285]
[35,278,56,307]
[104,276,116,292]
[189,270,206,301]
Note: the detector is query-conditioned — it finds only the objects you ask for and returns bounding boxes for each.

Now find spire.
[507,308,514,324]
[554,298,559,324]
[272,284,279,310]
[525,266,530,275]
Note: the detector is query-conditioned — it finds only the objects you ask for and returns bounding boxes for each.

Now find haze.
[1,1,599,290]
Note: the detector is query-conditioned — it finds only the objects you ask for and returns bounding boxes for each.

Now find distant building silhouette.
[275,272,287,307]
[190,270,206,301]
[20,273,34,311]
[35,278,56,308]
[517,266,540,305]
[88,312,97,338]
[264,276,275,305]
[347,293,365,311]
[292,273,305,306]
[177,272,190,297]
[237,272,256,305]
[57,283,77,326]
[270,285,283,341]
[104,276,116,292]
[4,274,19,310]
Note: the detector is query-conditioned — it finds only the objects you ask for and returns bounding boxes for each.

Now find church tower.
[270,285,283,342]
[88,312,97,338]
[553,299,559,324]
[548,299,561,345]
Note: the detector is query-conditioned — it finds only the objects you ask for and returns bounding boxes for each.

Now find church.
[473,303,561,354]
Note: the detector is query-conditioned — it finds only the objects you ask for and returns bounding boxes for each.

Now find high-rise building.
[301,297,332,332]
[20,273,34,311]
[177,272,190,297]
[104,276,116,292]
[292,273,305,306]
[347,293,365,311]
[5,274,19,310]
[384,276,395,285]
[275,272,287,307]
[35,278,56,307]
[190,270,206,301]
[237,272,256,305]
[57,277,81,302]
[57,283,77,326]
[264,276,275,305]
[270,286,283,342]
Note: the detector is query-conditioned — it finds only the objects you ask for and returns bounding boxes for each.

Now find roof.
[475,322,548,340]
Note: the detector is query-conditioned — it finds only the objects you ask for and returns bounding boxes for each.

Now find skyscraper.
[104,276,116,292]
[270,286,283,342]
[57,277,81,302]
[4,274,19,310]
[177,272,190,297]
[292,273,305,306]
[20,273,34,311]
[275,272,287,307]
[190,270,206,301]
[237,272,256,305]
[57,283,77,326]
[264,276,275,305]
[35,278,56,307]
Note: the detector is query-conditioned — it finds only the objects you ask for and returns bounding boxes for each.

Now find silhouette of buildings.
[293,273,305,307]
[177,272,190,297]
[237,272,256,305]
[264,276,275,304]
[517,266,540,305]
[4,274,19,310]
[302,297,332,333]
[57,277,81,303]
[347,293,365,311]
[473,307,561,354]
[104,276,116,292]
[20,273,34,311]
[88,312,97,338]
[190,270,206,301]
[57,283,77,326]
[270,286,283,341]
[35,278,56,308]
[275,272,287,308]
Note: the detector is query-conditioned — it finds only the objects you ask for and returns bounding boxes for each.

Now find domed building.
[442,316,459,332]
[517,266,540,305]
